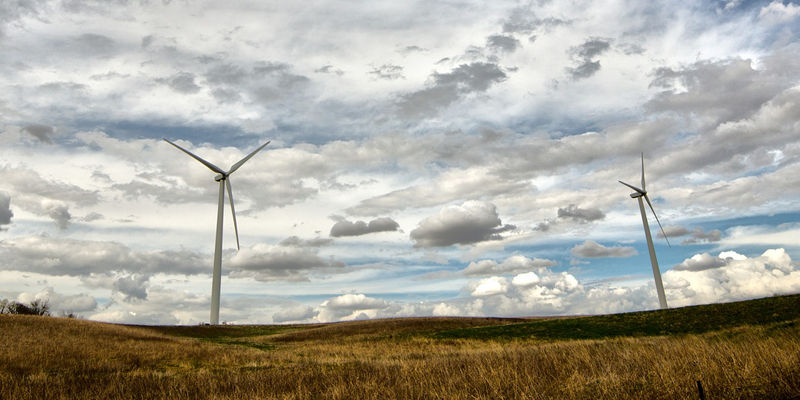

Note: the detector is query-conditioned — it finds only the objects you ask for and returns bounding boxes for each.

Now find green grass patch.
[433,294,800,341]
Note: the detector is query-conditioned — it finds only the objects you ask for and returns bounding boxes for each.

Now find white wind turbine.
[619,153,671,310]
[164,138,270,325]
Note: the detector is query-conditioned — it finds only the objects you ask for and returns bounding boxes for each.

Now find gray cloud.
[571,38,612,59]
[163,72,202,94]
[1,165,99,208]
[81,273,151,301]
[486,34,520,53]
[571,240,637,258]
[141,34,155,48]
[0,236,208,276]
[369,64,404,80]
[410,201,515,248]
[330,217,400,237]
[42,200,71,230]
[657,226,722,244]
[227,239,345,282]
[566,60,601,80]
[0,191,12,228]
[397,62,507,118]
[22,123,56,143]
[348,167,532,216]
[647,58,787,126]
[70,33,117,58]
[200,60,310,105]
[659,225,691,238]
[314,65,344,75]
[566,37,611,80]
[500,8,568,35]
[279,236,334,247]
[557,204,605,223]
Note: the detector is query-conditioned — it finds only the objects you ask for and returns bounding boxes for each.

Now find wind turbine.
[164,138,270,325]
[619,153,671,310]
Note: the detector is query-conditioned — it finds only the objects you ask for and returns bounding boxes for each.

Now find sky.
[1,0,800,325]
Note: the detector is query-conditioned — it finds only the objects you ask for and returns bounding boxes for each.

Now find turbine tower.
[164,138,270,325]
[619,153,671,310]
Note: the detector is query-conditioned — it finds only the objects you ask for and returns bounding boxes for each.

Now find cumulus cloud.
[41,200,71,230]
[329,217,400,237]
[571,240,637,258]
[410,201,515,248]
[557,204,605,223]
[273,304,318,323]
[462,255,557,277]
[16,286,97,314]
[82,273,151,301]
[279,248,800,323]
[666,249,800,306]
[471,276,510,296]
[673,253,729,271]
[758,1,800,25]
[1,165,99,208]
[317,294,389,322]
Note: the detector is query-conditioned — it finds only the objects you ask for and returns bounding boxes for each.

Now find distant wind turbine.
[164,138,270,325]
[619,153,671,310]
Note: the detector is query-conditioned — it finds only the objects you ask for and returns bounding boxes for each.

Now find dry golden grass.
[1,313,799,399]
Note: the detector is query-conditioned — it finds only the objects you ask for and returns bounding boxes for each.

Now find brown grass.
[1,314,799,399]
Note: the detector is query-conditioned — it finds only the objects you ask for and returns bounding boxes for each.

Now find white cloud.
[665,248,800,306]
[462,255,557,277]
[758,1,800,25]
[471,276,510,296]
[272,304,318,323]
[16,286,97,314]
[317,294,389,322]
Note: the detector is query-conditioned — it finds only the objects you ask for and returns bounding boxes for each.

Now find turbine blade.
[641,152,646,191]
[228,141,271,175]
[644,194,671,248]
[164,139,226,175]
[619,180,645,195]
[226,178,240,250]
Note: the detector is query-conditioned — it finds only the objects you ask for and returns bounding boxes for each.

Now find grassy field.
[1,295,799,399]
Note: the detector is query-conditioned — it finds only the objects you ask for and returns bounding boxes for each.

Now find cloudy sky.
[2,0,800,325]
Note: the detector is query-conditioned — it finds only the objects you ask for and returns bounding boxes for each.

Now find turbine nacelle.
[215,174,226,182]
